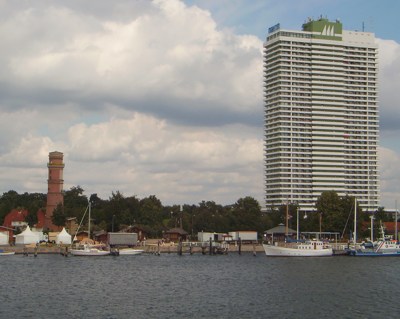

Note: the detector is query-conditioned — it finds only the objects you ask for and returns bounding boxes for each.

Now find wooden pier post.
[238,237,242,255]
[209,238,212,255]
[178,238,183,255]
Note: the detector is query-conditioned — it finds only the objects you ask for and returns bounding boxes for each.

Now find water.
[1,253,399,319]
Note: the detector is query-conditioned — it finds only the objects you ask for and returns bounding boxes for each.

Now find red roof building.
[2,209,46,242]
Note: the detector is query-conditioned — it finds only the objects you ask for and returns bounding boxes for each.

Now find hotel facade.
[264,18,379,212]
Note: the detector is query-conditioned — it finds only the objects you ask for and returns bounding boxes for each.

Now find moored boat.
[0,249,15,256]
[263,240,333,257]
[347,226,400,257]
[70,197,110,257]
[347,199,400,257]
[70,244,110,256]
[118,248,144,255]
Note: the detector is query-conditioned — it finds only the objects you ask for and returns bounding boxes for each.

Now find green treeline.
[0,187,392,240]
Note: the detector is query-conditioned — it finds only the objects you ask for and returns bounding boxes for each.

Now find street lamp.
[319,212,323,239]
[369,215,374,242]
[296,207,299,241]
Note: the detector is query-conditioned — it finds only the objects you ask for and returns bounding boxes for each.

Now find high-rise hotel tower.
[264,18,379,212]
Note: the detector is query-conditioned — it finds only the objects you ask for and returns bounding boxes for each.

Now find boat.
[263,240,333,257]
[346,197,400,256]
[263,204,333,257]
[118,248,144,255]
[70,244,110,256]
[348,225,400,257]
[0,249,15,256]
[70,198,110,256]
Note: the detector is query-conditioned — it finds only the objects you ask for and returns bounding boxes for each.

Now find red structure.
[2,209,46,242]
[45,151,65,230]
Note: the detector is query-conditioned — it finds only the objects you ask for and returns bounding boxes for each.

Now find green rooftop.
[302,18,342,41]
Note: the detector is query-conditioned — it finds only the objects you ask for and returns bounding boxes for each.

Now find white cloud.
[63,113,263,204]
[1,0,262,123]
[377,39,400,133]
[379,147,400,209]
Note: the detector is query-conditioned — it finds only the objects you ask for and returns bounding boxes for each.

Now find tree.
[52,203,66,227]
[63,186,88,218]
[231,197,262,232]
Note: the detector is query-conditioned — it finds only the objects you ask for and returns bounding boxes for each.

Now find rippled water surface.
[1,253,399,318]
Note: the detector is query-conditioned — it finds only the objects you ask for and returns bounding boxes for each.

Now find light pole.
[319,212,323,240]
[296,207,299,241]
[369,215,374,242]
[112,214,115,232]
[396,200,398,242]
[191,214,195,238]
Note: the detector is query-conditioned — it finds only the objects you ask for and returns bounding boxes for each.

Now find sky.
[0,0,399,209]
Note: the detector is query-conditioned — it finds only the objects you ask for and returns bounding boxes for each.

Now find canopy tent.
[15,226,40,245]
[56,228,72,245]
[0,231,8,245]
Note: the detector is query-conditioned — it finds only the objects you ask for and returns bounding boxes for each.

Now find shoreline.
[1,242,264,255]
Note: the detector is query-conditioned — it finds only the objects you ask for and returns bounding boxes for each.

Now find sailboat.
[70,199,110,256]
[262,204,333,257]
[347,198,400,256]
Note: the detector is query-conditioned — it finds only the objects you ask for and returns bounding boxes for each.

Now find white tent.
[0,231,8,245]
[15,226,40,245]
[56,228,72,245]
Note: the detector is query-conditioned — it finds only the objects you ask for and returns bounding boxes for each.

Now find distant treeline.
[0,187,391,239]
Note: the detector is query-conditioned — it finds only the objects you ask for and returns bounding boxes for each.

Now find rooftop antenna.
[362,21,365,32]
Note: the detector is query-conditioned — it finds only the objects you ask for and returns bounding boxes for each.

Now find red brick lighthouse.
[45,151,65,230]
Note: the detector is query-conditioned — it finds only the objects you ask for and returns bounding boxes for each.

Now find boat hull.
[0,252,15,256]
[348,249,400,257]
[70,248,110,256]
[263,244,333,257]
[118,248,144,255]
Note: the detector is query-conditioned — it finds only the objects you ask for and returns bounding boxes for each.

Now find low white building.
[229,231,258,242]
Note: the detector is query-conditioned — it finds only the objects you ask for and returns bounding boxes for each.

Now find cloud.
[1,0,263,126]
[63,113,263,204]
[379,147,400,209]
[0,0,265,205]
[377,38,400,133]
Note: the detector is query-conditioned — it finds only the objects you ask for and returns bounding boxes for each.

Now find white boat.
[70,244,110,256]
[70,197,110,257]
[118,248,144,255]
[263,203,332,257]
[263,240,333,257]
[348,225,400,257]
[0,250,15,256]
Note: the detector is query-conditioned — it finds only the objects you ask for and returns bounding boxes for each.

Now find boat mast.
[285,202,289,236]
[296,206,299,241]
[88,199,91,240]
[353,197,357,245]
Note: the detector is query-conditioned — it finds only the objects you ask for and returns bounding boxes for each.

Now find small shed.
[56,228,72,245]
[93,230,108,244]
[121,225,146,241]
[74,231,89,242]
[164,228,188,242]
